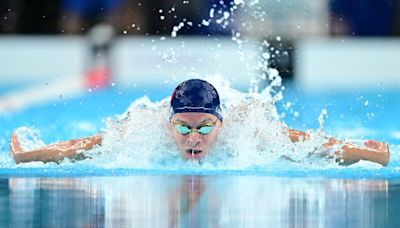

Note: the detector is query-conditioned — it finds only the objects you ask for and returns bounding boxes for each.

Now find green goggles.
[173,122,216,135]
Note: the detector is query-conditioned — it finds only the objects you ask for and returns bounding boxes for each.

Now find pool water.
[1,82,400,226]
[1,83,399,173]
[1,175,399,227]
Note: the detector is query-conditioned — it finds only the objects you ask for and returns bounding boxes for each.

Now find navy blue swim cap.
[170,79,223,121]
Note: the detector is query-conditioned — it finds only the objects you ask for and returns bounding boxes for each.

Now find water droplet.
[262,53,270,59]
[223,11,230,19]
[209,8,215,18]
[234,0,244,5]
[202,19,210,26]
[171,31,177,37]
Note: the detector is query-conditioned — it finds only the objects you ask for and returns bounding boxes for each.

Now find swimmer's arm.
[288,129,390,166]
[9,133,103,163]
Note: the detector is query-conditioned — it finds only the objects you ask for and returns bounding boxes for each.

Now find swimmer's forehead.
[171,113,218,125]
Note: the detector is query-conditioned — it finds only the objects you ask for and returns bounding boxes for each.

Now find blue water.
[1,175,399,227]
[1,83,399,178]
[1,83,400,227]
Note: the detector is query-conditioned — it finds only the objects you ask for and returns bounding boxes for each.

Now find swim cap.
[170,79,223,121]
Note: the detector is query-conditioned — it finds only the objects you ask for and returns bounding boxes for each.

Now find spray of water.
[14,127,46,150]
[9,76,332,170]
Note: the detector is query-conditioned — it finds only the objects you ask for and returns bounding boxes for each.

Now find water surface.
[1,175,399,227]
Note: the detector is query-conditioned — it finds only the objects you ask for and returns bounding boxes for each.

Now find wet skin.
[170,113,222,160]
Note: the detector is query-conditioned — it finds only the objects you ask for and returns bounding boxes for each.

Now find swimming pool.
[1,82,399,171]
[1,80,399,226]
[2,176,399,227]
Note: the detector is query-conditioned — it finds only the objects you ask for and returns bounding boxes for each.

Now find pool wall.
[296,38,400,90]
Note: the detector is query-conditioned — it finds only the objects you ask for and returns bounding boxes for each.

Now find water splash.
[58,76,336,170]
[3,75,344,170]
[14,127,46,151]
[5,75,396,173]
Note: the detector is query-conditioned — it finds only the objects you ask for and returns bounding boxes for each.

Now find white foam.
[8,76,389,169]
[76,76,335,169]
[14,127,46,151]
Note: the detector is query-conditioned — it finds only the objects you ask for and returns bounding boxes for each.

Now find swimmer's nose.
[187,133,201,147]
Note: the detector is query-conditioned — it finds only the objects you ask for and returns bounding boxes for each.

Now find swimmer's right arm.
[9,133,103,163]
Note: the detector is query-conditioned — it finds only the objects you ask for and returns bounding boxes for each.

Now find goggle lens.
[174,123,215,135]
[175,125,191,135]
[197,125,214,134]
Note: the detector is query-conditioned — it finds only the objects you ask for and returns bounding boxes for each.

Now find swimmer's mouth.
[186,149,203,155]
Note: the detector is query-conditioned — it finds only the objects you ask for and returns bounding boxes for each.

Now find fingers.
[364,140,380,149]
[364,140,388,152]
[364,140,377,147]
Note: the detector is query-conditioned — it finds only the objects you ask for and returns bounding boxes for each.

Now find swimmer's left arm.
[288,129,390,166]
[326,139,390,166]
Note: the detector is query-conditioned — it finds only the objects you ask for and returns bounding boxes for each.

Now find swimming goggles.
[173,121,216,135]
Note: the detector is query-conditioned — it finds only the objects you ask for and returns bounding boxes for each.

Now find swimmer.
[9,79,390,166]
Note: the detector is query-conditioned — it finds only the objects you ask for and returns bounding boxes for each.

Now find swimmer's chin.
[183,148,207,160]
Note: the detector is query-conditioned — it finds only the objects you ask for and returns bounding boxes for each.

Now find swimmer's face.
[170,113,222,160]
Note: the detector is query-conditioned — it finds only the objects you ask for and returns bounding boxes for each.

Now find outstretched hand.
[335,139,390,166]
[364,140,389,153]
